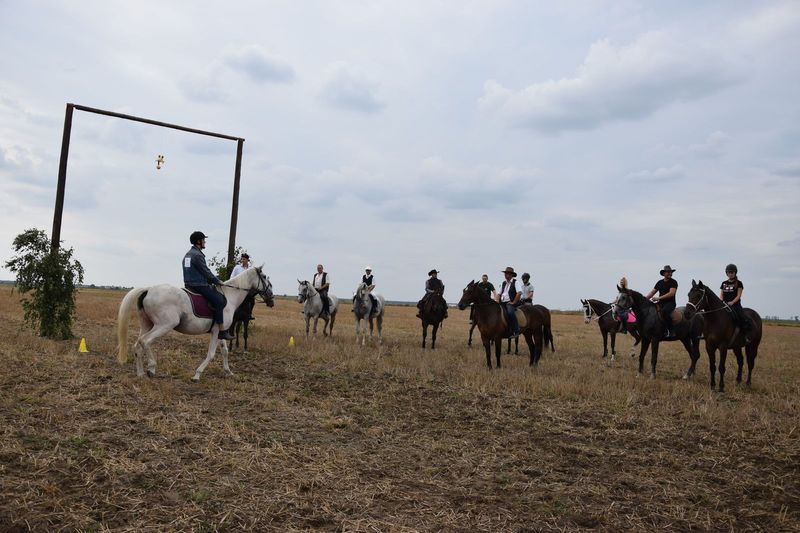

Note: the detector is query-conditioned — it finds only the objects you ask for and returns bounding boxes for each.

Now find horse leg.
[220,339,234,376]
[506,337,511,355]
[243,320,249,354]
[733,347,744,384]
[495,334,502,368]
[431,323,439,350]
[514,336,519,355]
[719,346,728,392]
[329,312,336,337]
[133,339,145,377]
[376,315,383,345]
[611,330,619,362]
[355,317,361,345]
[136,322,176,378]
[368,317,374,342]
[638,338,650,375]
[681,338,697,379]
[533,330,543,366]
[483,337,492,368]
[630,330,640,357]
[524,332,536,366]
[422,322,427,348]
[468,323,475,346]
[601,329,609,358]
[707,344,717,390]
[650,341,659,379]
[305,315,311,338]
[192,331,221,382]
[745,343,757,386]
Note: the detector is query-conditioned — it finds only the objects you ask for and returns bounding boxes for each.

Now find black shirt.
[720,279,743,303]
[654,278,678,303]
[362,274,373,285]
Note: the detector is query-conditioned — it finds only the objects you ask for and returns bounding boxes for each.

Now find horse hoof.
[191,376,200,383]
[650,373,656,380]
[146,370,156,378]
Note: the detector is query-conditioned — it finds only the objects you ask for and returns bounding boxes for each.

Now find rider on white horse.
[183,231,234,340]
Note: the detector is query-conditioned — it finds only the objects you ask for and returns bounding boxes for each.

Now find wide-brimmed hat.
[659,265,676,275]
[501,267,517,277]
[365,265,372,271]
[428,269,439,276]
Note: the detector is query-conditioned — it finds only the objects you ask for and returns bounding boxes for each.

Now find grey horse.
[353,282,385,345]
[297,280,338,337]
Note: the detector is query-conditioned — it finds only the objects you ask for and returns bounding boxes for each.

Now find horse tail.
[545,324,555,352]
[116,287,147,364]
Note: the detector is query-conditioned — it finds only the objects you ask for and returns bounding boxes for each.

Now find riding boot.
[218,329,235,341]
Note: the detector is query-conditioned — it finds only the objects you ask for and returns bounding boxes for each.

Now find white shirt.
[313,272,330,289]
[499,279,516,303]
[520,282,534,302]
[231,264,249,278]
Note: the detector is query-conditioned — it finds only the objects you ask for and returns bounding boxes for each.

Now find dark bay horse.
[458,281,546,368]
[581,298,640,360]
[506,304,555,355]
[615,285,703,380]
[228,290,275,353]
[685,280,763,392]
[419,291,447,349]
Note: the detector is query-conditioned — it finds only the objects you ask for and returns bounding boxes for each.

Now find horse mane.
[226,267,258,290]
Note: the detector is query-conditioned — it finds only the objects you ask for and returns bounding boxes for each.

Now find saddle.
[183,288,227,319]
[498,306,530,335]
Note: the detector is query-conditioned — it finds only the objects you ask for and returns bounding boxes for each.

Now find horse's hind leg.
[638,338,650,375]
[650,341,659,379]
[718,347,728,392]
[431,323,439,350]
[707,345,717,390]
[376,315,383,344]
[745,344,757,386]
[193,331,221,382]
[732,347,744,384]
[137,322,176,378]
[524,333,536,366]
[422,323,428,348]
[220,339,233,377]
[610,330,617,361]
[601,330,609,358]
[681,338,697,379]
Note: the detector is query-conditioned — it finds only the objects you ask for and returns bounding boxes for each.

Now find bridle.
[298,281,318,304]
[686,286,728,315]
[583,300,614,323]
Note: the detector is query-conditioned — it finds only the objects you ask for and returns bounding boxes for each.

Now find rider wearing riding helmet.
[519,273,534,306]
[645,265,678,338]
[183,231,234,340]
[720,263,752,339]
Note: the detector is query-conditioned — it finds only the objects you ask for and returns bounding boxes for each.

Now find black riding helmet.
[725,263,738,274]
[190,231,207,245]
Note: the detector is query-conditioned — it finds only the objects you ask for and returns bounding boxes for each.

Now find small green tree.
[208,246,247,281]
[5,228,84,339]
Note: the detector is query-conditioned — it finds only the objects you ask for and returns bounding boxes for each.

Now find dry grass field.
[0,287,798,532]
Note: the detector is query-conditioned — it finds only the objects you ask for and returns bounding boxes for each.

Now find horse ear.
[692,279,696,287]
[616,285,622,292]
[297,278,302,284]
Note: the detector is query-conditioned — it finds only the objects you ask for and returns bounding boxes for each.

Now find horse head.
[615,285,633,312]
[457,280,480,310]
[260,273,275,308]
[297,280,310,303]
[580,299,592,323]
[353,282,371,316]
[685,279,708,319]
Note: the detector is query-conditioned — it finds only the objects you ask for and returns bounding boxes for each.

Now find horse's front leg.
[610,330,617,361]
[495,335,502,368]
[707,344,717,390]
[733,347,744,384]
[422,322,428,348]
[431,323,439,350]
[313,316,320,336]
[376,315,383,345]
[192,331,220,382]
[482,337,492,368]
[681,338,697,379]
[650,340,659,379]
[355,317,361,345]
[220,339,234,376]
[638,338,650,375]
[719,346,728,392]
[304,315,311,338]
[601,329,609,358]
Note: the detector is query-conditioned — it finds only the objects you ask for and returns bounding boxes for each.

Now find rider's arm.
[194,253,223,285]
[659,288,677,300]
[645,288,657,300]
[511,292,521,305]
[730,286,743,305]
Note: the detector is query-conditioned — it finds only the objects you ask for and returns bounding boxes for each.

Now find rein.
[687,288,730,315]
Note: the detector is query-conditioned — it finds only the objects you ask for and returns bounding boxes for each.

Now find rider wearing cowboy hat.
[183,231,235,340]
[496,266,521,337]
[645,265,678,338]
[417,269,447,318]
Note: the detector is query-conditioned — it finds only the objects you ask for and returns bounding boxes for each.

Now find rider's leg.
[195,285,233,340]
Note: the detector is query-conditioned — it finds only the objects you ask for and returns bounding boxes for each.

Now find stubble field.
[0,287,798,532]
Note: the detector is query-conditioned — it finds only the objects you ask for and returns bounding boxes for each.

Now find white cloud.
[320,63,385,114]
[222,45,295,84]
[479,32,743,133]
[689,131,730,158]
[627,164,685,183]
[735,2,800,43]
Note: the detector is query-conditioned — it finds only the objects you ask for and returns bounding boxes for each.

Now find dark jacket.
[426,277,444,293]
[183,246,222,287]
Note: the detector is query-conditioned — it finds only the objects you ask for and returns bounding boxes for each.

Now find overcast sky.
[1,1,798,317]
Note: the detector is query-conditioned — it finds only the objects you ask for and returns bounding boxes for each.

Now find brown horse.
[580,298,640,360]
[419,291,447,349]
[457,281,546,368]
[684,280,763,392]
[506,304,555,355]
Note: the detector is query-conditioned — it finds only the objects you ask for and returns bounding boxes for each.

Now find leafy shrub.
[4,228,84,339]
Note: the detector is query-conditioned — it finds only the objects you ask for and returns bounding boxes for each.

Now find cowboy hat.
[660,265,676,275]
[428,269,439,276]
[365,265,372,271]
[501,266,517,277]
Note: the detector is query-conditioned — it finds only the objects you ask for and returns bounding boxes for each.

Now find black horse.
[615,285,703,379]
[581,298,641,359]
[419,291,448,349]
[506,304,555,355]
[228,289,275,353]
[684,280,763,392]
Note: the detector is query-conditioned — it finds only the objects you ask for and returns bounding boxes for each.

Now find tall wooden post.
[51,103,75,253]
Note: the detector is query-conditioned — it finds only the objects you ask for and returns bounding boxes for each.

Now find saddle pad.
[671,309,683,323]
[183,288,216,319]
[514,308,529,329]
[614,310,637,323]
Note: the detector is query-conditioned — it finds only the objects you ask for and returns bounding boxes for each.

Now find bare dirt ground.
[0,288,798,532]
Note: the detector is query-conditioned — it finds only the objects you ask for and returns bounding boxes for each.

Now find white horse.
[297,280,338,337]
[353,282,385,345]
[117,267,273,381]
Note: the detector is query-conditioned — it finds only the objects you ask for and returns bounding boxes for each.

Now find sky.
[1,1,799,317]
